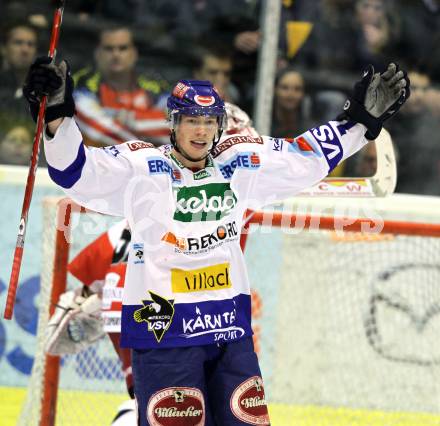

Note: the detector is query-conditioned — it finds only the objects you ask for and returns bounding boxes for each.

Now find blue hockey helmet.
[167,80,227,131]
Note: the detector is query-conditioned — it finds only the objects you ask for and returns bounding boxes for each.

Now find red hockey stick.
[4,1,66,320]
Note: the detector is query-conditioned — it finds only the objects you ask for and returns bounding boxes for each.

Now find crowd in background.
[0,0,439,195]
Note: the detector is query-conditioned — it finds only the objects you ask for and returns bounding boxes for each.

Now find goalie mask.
[167,79,227,160]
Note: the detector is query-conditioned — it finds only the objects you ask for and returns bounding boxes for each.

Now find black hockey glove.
[23,56,75,123]
[339,63,410,139]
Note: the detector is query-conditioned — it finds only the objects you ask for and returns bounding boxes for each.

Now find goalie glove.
[340,63,410,139]
[45,290,105,356]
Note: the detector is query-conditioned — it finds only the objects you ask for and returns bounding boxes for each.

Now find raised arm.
[241,63,410,208]
[22,56,151,216]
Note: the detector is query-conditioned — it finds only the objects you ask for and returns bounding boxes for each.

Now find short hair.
[1,20,38,45]
[96,25,135,47]
[191,44,233,72]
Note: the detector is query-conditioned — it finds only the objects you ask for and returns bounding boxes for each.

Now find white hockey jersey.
[44,117,368,349]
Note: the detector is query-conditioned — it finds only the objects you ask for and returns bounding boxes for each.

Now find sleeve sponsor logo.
[286,136,315,154]
[172,82,190,100]
[171,263,232,293]
[148,157,182,183]
[310,124,343,171]
[272,138,284,152]
[103,145,121,157]
[127,141,155,151]
[162,221,238,254]
[147,387,205,426]
[230,376,270,425]
[211,136,263,157]
[173,183,237,222]
[133,291,175,343]
[219,152,261,179]
[181,305,245,342]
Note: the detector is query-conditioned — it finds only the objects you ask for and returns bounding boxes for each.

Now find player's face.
[4,27,37,71]
[174,115,219,162]
[95,29,138,75]
[275,71,305,111]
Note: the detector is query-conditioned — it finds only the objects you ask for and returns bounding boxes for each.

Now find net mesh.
[18,198,125,426]
[245,221,440,425]
[18,196,440,426]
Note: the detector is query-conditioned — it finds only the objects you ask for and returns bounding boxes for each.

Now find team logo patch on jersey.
[171,263,232,293]
[133,243,144,264]
[133,291,175,343]
[310,124,343,171]
[219,152,260,179]
[194,95,215,106]
[127,141,154,151]
[230,376,270,425]
[174,183,237,222]
[211,135,263,157]
[162,221,238,254]
[147,387,205,426]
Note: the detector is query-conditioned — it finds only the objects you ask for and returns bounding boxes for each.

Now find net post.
[39,198,72,426]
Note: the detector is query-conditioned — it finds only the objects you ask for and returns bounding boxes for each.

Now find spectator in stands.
[270,67,313,138]
[353,0,401,72]
[397,0,440,84]
[73,26,170,147]
[387,70,440,195]
[192,45,239,104]
[0,21,40,165]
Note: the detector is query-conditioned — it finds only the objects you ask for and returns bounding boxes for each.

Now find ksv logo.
[134,291,175,343]
[219,152,261,179]
[174,183,237,222]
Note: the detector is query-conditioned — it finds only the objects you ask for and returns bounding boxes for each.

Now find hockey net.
[19,195,440,426]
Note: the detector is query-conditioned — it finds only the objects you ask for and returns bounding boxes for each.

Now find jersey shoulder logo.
[127,141,155,151]
[211,135,263,158]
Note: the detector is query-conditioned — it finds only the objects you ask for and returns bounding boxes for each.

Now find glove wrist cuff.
[342,97,382,139]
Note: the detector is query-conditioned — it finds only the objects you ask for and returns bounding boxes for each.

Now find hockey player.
[23,57,409,425]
